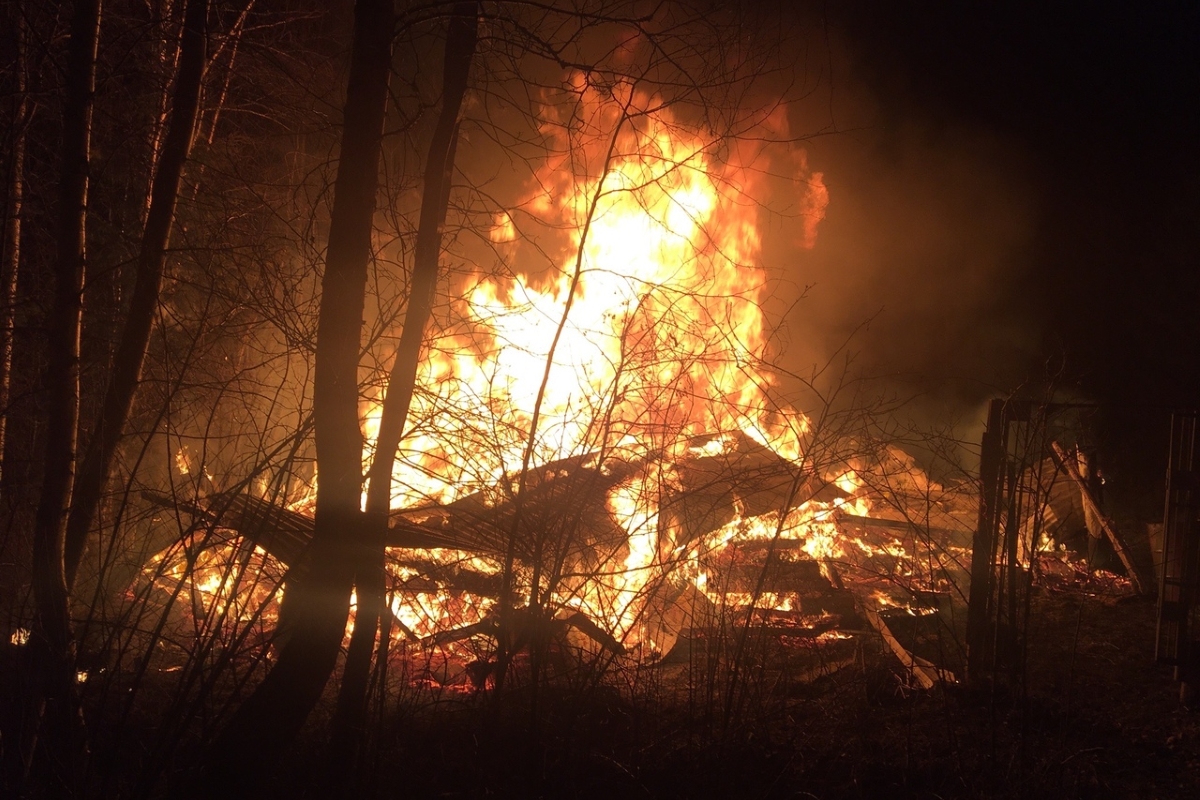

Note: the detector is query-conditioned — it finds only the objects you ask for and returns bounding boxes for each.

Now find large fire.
[366,82,817,506]
[367,83,833,651]
[149,81,966,681]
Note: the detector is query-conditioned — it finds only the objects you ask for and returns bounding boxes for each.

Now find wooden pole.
[1050,440,1146,594]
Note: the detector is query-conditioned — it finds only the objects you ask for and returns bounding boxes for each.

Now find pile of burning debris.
[141,432,983,692]
[134,407,1157,699]
[129,93,1144,696]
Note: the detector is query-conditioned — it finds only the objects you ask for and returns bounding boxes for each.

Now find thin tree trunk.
[63,0,208,591]
[185,0,253,201]
[200,1,253,149]
[0,1,29,494]
[142,0,182,221]
[0,12,33,789]
[192,0,394,792]
[328,5,477,785]
[27,0,102,791]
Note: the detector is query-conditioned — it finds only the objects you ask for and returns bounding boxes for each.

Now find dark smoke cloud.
[779,117,1040,403]
[757,0,1200,483]
[758,19,1042,430]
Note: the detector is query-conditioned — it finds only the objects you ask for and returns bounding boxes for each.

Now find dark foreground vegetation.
[253,589,1200,799]
[5,573,1183,799]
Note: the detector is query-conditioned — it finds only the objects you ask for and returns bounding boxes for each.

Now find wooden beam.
[1050,441,1147,594]
[861,604,955,689]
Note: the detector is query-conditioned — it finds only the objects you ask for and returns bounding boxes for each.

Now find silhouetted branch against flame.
[502,84,634,623]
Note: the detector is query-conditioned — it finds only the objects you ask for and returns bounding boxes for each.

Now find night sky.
[769,1,1199,487]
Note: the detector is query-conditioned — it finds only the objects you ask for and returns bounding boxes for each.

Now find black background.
[779,0,1199,497]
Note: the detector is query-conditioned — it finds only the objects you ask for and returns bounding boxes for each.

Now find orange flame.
[291,81,841,657]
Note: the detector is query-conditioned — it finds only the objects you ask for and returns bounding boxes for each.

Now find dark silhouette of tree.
[28,0,102,789]
[194,0,398,790]
[0,0,28,496]
[330,4,477,786]
[21,0,209,789]
[65,0,209,591]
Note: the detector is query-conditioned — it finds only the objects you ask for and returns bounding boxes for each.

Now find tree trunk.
[328,5,477,786]
[0,0,29,494]
[63,0,208,591]
[27,0,102,791]
[192,0,394,792]
[141,0,183,222]
[186,0,253,201]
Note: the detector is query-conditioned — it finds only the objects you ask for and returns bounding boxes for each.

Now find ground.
[252,585,1200,799]
[12,500,1194,798]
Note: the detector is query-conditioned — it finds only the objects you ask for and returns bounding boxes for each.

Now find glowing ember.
[144,538,286,634]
